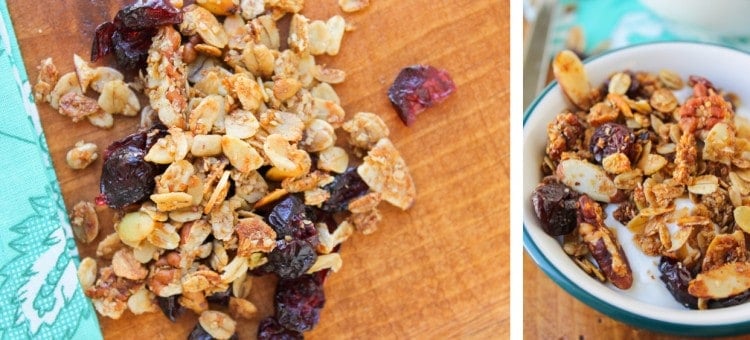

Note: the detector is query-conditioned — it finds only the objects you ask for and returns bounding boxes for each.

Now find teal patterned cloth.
[549,0,750,58]
[0,2,102,339]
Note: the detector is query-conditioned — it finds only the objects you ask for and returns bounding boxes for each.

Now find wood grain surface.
[7,0,509,338]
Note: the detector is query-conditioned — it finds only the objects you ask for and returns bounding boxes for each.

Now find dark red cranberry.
[206,288,232,306]
[267,195,319,246]
[388,65,456,125]
[100,145,158,209]
[658,257,698,309]
[321,167,370,213]
[275,274,326,333]
[589,123,637,164]
[688,75,716,92]
[530,179,579,236]
[257,317,303,340]
[91,0,182,69]
[157,295,184,322]
[267,239,317,280]
[187,322,239,340]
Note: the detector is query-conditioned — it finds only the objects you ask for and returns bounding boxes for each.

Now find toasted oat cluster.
[532,49,750,309]
[36,0,416,337]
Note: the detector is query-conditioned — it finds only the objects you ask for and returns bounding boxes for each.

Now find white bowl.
[524,42,750,336]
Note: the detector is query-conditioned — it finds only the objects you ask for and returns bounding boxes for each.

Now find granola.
[36,0,419,336]
[532,49,750,309]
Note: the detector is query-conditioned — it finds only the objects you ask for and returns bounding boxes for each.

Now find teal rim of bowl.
[523,41,750,337]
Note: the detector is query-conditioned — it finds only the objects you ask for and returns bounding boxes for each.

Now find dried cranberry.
[91,0,182,69]
[321,167,370,213]
[103,131,147,160]
[589,123,637,164]
[257,317,303,340]
[187,322,239,340]
[388,65,456,125]
[688,75,716,92]
[157,295,184,322]
[206,288,232,306]
[91,22,116,62]
[266,239,317,280]
[100,145,158,209]
[658,257,698,309]
[267,195,318,246]
[530,179,579,236]
[113,0,182,31]
[275,274,326,333]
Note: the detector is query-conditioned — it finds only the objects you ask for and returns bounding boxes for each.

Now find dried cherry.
[658,256,698,309]
[267,195,319,246]
[257,317,303,340]
[589,123,637,164]
[266,239,317,280]
[157,295,184,322]
[100,145,158,209]
[530,178,579,236]
[321,167,370,213]
[91,0,182,70]
[387,65,456,125]
[275,274,326,333]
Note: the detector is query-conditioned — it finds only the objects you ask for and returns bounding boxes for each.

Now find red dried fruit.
[388,65,455,125]
[268,195,318,246]
[100,127,167,209]
[274,274,326,333]
[321,167,370,213]
[257,317,303,340]
[530,178,579,236]
[157,295,185,322]
[659,256,698,309]
[589,123,637,164]
[91,0,182,69]
[266,239,317,280]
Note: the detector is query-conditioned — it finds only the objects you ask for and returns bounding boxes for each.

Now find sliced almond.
[552,50,592,110]
[555,158,619,202]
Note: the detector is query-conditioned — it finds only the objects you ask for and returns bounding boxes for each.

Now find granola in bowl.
[524,42,750,336]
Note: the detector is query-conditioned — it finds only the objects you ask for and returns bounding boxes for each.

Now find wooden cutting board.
[7,0,509,338]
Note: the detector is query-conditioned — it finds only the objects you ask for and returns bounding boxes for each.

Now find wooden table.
[8,0,509,338]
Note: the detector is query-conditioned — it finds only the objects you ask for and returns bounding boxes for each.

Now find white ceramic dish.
[524,42,750,336]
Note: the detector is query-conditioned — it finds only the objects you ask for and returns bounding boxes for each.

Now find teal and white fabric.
[549,0,750,58]
[0,2,102,339]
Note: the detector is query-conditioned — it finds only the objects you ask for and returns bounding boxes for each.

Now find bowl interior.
[524,42,750,328]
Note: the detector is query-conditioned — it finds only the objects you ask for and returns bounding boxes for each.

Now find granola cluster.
[534,49,750,309]
[37,0,415,336]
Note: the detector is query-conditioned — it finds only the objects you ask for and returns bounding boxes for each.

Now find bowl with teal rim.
[524,41,750,337]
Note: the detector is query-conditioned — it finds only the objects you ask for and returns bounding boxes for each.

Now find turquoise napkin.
[548,0,750,58]
[0,2,102,339]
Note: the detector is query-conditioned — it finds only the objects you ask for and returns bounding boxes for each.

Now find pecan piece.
[577,195,633,289]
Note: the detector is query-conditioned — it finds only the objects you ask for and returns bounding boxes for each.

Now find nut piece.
[111,248,148,280]
[199,310,237,340]
[77,257,97,290]
[49,72,82,110]
[357,138,416,210]
[34,57,59,103]
[181,5,229,48]
[59,92,101,122]
[689,262,750,299]
[578,195,633,289]
[116,211,157,248]
[236,216,277,256]
[98,80,140,116]
[222,136,264,173]
[66,141,99,170]
[229,297,258,319]
[556,158,621,203]
[127,287,159,315]
[552,50,593,110]
[306,253,343,273]
[70,200,99,243]
[343,112,390,151]
[338,0,370,12]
